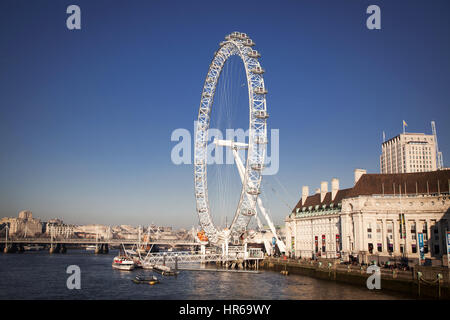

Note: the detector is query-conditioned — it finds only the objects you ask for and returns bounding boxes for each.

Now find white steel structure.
[142,249,264,266]
[194,32,286,252]
[431,121,444,170]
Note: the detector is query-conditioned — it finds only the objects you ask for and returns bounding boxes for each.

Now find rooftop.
[292,169,450,213]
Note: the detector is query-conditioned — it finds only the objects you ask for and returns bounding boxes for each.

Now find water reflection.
[0,250,411,300]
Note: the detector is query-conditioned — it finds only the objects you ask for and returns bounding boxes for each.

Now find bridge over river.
[0,237,200,253]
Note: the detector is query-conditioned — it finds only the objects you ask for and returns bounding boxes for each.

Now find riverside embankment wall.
[261,258,450,299]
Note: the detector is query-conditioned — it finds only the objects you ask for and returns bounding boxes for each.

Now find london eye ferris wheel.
[193,32,285,252]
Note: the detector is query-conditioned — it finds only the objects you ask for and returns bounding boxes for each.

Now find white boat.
[86,245,97,251]
[142,262,154,270]
[153,264,179,276]
[112,256,135,271]
[24,245,44,251]
[153,265,171,272]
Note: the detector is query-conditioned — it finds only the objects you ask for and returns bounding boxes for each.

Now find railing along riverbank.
[261,257,450,299]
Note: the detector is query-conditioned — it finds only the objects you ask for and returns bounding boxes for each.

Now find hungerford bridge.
[0,238,198,247]
[0,235,200,252]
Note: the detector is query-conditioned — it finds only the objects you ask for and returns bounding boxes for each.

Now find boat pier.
[179,267,261,274]
[141,246,264,271]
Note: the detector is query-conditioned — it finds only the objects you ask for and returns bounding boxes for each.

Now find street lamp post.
[5,225,9,248]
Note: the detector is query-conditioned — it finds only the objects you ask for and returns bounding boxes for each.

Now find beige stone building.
[73,224,112,239]
[45,219,75,238]
[285,169,450,265]
[0,210,43,236]
[380,133,437,174]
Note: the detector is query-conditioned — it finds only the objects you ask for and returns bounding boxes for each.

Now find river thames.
[0,249,412,300]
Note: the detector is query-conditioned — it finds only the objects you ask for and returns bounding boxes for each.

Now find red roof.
[292,169,450,213]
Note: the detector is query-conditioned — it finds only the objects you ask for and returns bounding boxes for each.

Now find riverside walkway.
[262,257,450,299]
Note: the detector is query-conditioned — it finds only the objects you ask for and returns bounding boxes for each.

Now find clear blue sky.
[1,0,449,227]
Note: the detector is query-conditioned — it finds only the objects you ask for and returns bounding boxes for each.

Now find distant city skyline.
[1,0,449,228]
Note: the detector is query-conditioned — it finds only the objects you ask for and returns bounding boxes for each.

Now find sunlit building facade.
[285,169,450,265]
[380,133,437,174]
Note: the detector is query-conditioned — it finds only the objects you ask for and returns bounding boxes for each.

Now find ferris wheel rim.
[194,32,268,244]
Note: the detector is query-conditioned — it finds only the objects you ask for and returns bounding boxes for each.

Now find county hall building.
[285,169,450,266]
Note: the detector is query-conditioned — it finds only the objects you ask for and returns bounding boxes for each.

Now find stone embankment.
[261,257,449,299]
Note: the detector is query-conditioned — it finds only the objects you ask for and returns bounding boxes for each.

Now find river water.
[0,249,412,300]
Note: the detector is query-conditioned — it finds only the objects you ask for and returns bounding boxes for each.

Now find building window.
[388,243,394,253]
[321,235,326,253]
[412,244,417,253]
[434,245,440,255]
[377,243,382,252]
[368,243,374,254]
[433,223,439,241]
[422,222,428,240]
[410,222,416,240]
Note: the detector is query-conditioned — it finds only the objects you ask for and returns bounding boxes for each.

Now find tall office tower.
[380,133,437,173]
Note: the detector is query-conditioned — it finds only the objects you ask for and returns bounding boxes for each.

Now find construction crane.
[431,121,444,170]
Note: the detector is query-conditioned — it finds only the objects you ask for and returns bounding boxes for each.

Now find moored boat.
[153,264,179,276]
[132,275,159,285]
[142,262,154,270]
[112,256,135,271]
[24,245,44,251]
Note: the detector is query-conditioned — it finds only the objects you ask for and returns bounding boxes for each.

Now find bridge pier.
[93,244,109,254]
[3,244,17,253]
[49,244,61,254]
[94,245,102,254]
[175,255,178,272]
[200,245,206,264]
[60,244,67,254]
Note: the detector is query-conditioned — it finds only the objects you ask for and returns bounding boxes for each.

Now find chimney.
[301,186,309,205]
[320,181,328,202]
[331,178,339,201]
[354,168,367,185]
[315,188,320,194]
